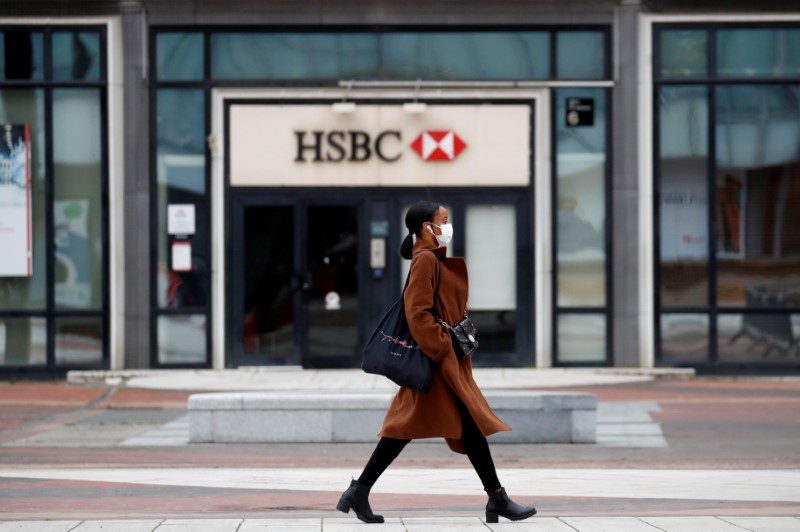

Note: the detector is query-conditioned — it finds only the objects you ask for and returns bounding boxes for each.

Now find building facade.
[0,0,799,376]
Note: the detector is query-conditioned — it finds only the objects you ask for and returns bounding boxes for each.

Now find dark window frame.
[0,25,110,376]
[550,87,614,367]
[653,22,800,372]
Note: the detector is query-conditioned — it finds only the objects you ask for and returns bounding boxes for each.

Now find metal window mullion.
[44,84,55,367]
[100,83,111,369]
[604,86,613,366]
[550,88,560,364]
[708,84,718,364]
[149,44,159,368]
[203,84,213,368]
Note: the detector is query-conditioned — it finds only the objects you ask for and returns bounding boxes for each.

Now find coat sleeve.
[404,252,453,363]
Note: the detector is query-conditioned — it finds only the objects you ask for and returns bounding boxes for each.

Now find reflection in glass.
[55,317,103,365]
[53,89,103,309]
[158,314,206,364]
[0,317,46,366]
[211,31,554,81]
[659,30,708,79]
[466,205,516,354]
[0,31,44,80]
[212,33,378,80]
[156,89,207,309]
[556,32,606,80]
[555,88,606,307]
[557,314,606,362]
[660,314,709,362]
[716,85,800,307]
[717,29,800,78]
[157,33,203,81]
[718,313,800,361]
[0,89,46,311]
[52,32,101,81]
[383,32,549,80]
[307,206,359,359]
[243,206,296,362]
[659,86,709,306]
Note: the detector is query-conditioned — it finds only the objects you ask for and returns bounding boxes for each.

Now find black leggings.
[357,400,502,492]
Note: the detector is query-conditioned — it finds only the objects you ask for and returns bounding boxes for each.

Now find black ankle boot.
[485,487,536,523]
[336,478,384,524]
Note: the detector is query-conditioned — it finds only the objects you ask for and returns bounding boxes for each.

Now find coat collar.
[412,237,447,258]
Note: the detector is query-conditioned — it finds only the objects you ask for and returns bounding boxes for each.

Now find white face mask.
[427,222,453,246]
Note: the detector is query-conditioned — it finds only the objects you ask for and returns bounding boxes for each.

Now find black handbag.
[361,270,433,393]
[447,315,479,359]
[431,266,479,359]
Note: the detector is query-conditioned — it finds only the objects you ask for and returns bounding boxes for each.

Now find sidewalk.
[65,366,694,391]
[1,516,799,531]
[1,370,799,530]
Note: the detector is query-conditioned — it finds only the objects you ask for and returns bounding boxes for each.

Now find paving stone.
[719,517,800,532]
[640,516,750,532]
[324,516,406,531]
[486,518,577,531]
[597,423,663,436]
[402,516,487,531]
[71,520,162,531]
[0,522,82,532]
[560,516,663,531]
[239,519,323,531]
[157,519,242,532]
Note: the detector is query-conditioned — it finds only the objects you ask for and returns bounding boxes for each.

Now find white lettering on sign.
[228,105,530,187]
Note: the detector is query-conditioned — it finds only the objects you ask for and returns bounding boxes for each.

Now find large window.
[553,88,611,365]
[655,24,800,367]
[153,27,610,368]
[0,27,108,372]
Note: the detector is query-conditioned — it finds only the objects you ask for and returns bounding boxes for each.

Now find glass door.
[304,205,360,366]
[234,201,361,368]
[240,205,299,365]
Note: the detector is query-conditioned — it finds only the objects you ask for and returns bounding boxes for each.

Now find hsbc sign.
[411,130,467,161]
[294,129,467,163]
[230,104,529,187]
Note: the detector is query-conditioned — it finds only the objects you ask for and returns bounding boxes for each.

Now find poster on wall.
[717,173,746,258]
[0,124,32,277]
[659,171,709,261]
[54,200,91,308]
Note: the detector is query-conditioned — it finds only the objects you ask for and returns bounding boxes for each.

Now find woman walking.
[337,200,536,524]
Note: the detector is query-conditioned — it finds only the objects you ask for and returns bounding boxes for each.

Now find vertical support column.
[121,8,151,369]
[612,1,644,367]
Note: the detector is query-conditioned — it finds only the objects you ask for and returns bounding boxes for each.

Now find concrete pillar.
[121,7,151,369]
[612,1,644,367]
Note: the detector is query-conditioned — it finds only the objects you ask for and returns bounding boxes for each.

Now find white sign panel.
[0,124,32,277]
[229,105,530,187]
[172,241,192,272]
[167,204,196,235]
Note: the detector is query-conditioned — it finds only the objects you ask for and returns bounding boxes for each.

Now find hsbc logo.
[294,129,466,163]
[410,130,467,161]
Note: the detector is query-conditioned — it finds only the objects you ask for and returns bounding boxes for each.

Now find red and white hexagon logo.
[410,130,467,161]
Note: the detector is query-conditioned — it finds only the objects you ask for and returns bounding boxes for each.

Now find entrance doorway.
[232,201,361,368]
[216,93,552,370]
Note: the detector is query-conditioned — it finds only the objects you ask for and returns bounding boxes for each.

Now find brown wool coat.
[379,239,511,453]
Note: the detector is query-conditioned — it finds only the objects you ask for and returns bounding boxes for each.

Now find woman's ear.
[426,224,435,235]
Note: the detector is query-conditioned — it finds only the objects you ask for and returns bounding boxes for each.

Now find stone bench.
[188,390,597,444]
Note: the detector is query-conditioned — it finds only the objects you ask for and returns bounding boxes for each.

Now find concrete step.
[187,390,597,444]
